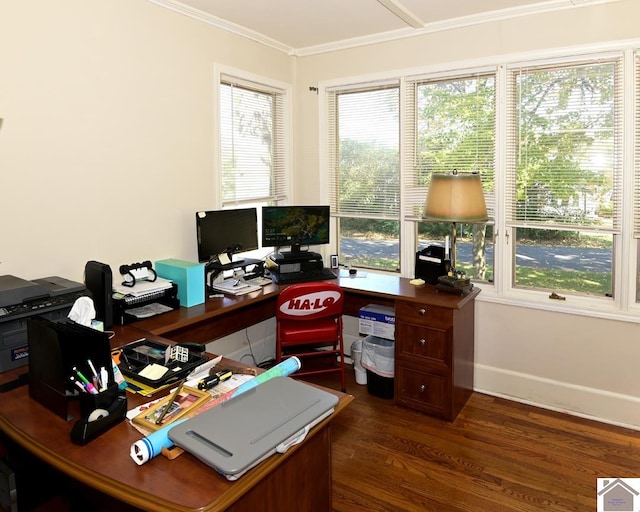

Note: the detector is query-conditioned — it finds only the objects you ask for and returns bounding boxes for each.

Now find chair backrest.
[276,282,344,321]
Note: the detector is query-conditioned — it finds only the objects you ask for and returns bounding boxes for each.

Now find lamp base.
[435,282,474,295]
[437,274,470,289]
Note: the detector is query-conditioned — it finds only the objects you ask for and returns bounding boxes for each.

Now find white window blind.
[220,74,288,207]
[326,84,400,219]
[634,53,640,238]
[403,72,496,221]
[505,57,623,233]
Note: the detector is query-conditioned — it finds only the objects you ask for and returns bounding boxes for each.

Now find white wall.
[3,0,639,428]
[0,0,293,282]
[294,0,640,429]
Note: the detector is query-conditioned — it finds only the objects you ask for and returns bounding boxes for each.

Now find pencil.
[155,379,185,425]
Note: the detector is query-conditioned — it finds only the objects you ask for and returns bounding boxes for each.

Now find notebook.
[168,376,338,479]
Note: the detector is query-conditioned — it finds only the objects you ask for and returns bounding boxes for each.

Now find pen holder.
[70,382,127,445]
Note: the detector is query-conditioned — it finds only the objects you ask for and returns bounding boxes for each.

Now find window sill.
[474,283,640,325]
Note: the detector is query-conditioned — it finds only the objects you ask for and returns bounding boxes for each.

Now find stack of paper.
[210,279,261,296]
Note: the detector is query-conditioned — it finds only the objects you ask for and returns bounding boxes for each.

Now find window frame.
[319,43,640,319]
[213,64,292,210]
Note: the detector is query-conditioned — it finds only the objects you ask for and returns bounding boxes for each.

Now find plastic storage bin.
[361,335,394,398]
[350,339,367,385]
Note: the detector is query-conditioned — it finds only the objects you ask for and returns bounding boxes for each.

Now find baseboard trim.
[475,363,640,431]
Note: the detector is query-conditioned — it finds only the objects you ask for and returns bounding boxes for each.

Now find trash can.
[350,339,367,385]
[360,335,394,399]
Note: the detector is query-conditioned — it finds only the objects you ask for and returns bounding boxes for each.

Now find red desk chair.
[275,282,346,392]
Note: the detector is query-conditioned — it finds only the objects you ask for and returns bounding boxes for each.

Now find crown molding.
[145,0,296,55]
[146,0,624,57]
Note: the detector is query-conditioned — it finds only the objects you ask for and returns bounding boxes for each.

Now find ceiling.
[148,0,617,56]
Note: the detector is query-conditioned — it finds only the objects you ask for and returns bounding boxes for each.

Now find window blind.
[634,53,640,238]
[403,72,496,221]
[505,57,623,233]
[220,75,288,207]
[326,84,400,219]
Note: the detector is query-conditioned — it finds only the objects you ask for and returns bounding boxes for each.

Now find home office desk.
[0,326,352,512]
[135,273,480,421]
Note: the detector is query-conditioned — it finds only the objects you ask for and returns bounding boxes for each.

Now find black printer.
[0,275,88,372]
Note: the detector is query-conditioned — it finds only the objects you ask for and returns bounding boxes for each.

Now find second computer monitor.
[196,208,258,263]
[261,205,330,256]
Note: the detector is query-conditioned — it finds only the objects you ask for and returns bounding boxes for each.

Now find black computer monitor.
[261,205,330,256]
[196,208,259,263]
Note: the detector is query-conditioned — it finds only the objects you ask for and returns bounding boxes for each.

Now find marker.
[70,376,87,393]
[100,367,109,391]
[73,367,90,386]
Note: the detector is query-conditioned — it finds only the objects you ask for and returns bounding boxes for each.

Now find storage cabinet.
[394,295,475,421]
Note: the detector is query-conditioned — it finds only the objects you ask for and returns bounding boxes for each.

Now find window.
[218,70,289,208]
[405,71,496,282]
[325,72,495,277]
[506,57,622,297]
[326,84,400,271]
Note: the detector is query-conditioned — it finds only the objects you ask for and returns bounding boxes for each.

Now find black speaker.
[84,261,113,329]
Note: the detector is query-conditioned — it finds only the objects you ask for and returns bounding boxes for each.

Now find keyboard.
[272,269,338,285]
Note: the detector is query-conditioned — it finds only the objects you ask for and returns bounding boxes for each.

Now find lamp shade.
[424,172,488,222]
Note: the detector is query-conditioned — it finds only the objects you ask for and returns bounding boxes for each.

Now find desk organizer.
[27,318,126,443]
[70,382,127,445]
[116,338,208,388]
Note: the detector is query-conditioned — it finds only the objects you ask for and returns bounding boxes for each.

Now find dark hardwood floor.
[305,369,640,512]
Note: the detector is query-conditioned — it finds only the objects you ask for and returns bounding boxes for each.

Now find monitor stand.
[205,258,263,290]
[270,251,321,263]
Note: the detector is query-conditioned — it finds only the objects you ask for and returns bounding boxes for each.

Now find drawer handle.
[419,384,426,393]
[419,338,427,346]
[418,308,426,316]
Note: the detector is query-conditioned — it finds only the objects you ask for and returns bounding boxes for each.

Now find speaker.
[84,261,113,328]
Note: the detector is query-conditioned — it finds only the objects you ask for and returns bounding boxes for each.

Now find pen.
[87,359,101,389]
[70,376,87,393]
[87,359,98,380]
[73,367,98,395]
[155,379,185,425]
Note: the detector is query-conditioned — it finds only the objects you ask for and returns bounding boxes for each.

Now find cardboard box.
[358,304,395,340]
[155,259,205,307]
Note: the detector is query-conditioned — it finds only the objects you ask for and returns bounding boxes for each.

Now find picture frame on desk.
[132,385,209,432]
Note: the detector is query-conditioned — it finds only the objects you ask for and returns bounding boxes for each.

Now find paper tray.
[117,339,208,387]
[168,377,338,479]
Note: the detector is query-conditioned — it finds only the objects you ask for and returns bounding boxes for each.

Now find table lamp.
[423,171,488,275]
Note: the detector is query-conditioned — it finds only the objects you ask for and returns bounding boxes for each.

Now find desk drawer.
[396,366,447,413]
[395,301,452,327]
[396,323,450,366]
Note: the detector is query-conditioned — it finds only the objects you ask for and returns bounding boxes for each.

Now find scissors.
[111,349,133,370]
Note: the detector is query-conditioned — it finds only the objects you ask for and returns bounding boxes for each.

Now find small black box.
[415,245,450,285]
[366,370,394,399]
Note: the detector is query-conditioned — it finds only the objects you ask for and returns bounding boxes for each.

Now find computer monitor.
[261,205,330,256]
[196,208,259,263]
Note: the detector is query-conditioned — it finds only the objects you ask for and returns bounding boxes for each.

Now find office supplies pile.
[129,357,338,480]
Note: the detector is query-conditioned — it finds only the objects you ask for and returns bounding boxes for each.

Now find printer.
[0,275,88,372]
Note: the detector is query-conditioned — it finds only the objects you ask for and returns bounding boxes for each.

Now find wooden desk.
[136,274,479,420]
[0,326,352,512]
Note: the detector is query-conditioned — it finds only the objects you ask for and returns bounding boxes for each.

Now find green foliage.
[515,267,611,296]
[338,139,399,216]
